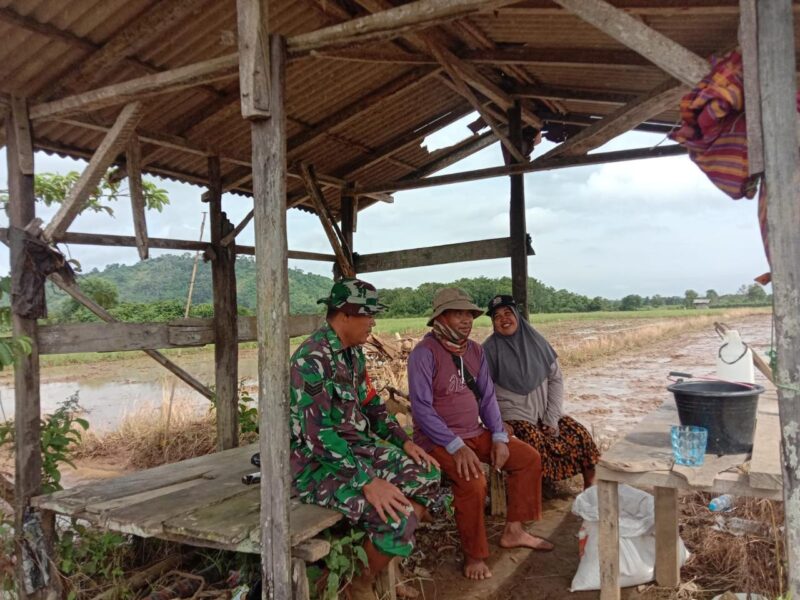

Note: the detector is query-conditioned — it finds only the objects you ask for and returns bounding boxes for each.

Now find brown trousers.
[429,430,542,560]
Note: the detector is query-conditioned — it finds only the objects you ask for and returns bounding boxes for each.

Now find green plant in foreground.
[0,508,14,595]
[0,393,89,494]
[58,520,129,600]
[0,276,33,371]
[307,528,368,600]
[208,380,259,436]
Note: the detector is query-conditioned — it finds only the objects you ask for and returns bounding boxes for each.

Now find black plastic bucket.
[667,380,764,455]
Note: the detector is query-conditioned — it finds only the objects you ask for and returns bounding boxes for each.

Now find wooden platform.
[597,390,783,497]
[31,444,343,556]
[595,390,783,600]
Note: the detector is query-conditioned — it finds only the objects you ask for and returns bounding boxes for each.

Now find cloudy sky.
[0,115,769,299]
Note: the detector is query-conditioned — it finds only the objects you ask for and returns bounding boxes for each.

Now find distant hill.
[49,254,334,315]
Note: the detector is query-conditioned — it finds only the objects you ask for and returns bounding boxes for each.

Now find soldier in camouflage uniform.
[290,278,441,595]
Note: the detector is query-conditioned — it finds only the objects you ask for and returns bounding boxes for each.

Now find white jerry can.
[716,329,755,383]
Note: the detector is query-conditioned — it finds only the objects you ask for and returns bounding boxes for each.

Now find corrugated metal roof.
[1,0,793,218]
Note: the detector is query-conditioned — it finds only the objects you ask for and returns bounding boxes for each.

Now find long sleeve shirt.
[494,360,564,434]
[289,324,409,494]
[408,334,509,453]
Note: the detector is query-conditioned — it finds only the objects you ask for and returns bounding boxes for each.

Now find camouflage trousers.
[296,440,440,557]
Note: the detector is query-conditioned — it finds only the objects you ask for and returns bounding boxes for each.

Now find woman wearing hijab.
[482,295,599,489]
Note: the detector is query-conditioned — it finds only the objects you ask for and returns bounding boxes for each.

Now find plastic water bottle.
[708,494,734,512]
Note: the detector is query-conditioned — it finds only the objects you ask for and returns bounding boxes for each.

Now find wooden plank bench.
[32,443,399,599]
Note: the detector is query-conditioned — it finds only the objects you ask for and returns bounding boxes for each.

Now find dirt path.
[415,313,772,600]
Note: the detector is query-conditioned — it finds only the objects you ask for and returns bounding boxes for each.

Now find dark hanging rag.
[9,226,75,320]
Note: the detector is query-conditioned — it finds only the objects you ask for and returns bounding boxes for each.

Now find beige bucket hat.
[427,287,483,326]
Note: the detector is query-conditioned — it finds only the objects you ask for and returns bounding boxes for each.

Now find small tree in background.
[684,289,699,308]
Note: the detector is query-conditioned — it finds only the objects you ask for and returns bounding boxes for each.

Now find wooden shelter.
[2,1,799,598]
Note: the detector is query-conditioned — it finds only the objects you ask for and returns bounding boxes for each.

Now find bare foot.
[463,556,492,580]
[499,522,554,552]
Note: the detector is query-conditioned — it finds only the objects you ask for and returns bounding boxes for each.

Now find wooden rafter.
[538,77,686,159]
[355,144,687,194]
[299,163,355,278]
[126,135,149,260]
[287,0,522,54]
[551,0,708,86]
[30,55,239,121]
[287,66,439,155]
[430,46,526,163]
[511,84,636,105]
[285,104,474,208]
[46,0,208,98]
[221,209,254,247]
[43,102,144,243]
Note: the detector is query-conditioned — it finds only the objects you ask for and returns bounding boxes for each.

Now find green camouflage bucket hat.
[317,278,387,316]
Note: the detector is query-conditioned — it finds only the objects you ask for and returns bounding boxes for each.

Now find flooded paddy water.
[0,312,772,440]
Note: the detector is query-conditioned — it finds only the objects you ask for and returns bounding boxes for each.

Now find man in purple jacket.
[408,287,552,580]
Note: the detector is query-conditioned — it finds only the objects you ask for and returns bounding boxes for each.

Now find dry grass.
[551,312,748,369]
[75,402,220,469]
[637,492,786,600]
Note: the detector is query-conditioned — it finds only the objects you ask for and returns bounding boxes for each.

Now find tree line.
[40,253,771,325]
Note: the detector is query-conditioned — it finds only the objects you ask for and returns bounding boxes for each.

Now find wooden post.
[340,185,355,266]
[597,479,621,600]
[6,97,45,600]
[126,135,149,260]
[208,156,239,451]
[240,15,292,595]
[756,0,800,595]
[507,101,529,318]
[654,486,680,586]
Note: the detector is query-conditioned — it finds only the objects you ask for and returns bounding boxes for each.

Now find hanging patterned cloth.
[669,50,799,285]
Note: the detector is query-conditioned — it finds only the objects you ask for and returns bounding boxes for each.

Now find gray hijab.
[483,307,558,395]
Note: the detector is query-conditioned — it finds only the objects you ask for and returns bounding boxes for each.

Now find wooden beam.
[308,46,654,70]
[286,105,474,207]
[287,0,521,54]
[237,0,270,119]
[507,101,529,319]
[209,156,239,451]
[355,144,687,194]
[47,0,207,96]
[511,84,636,105]
[538,77,686,159]
[757,0,800,594]
[126,136,148,260]
[299,162,355,278]
[499,2,799,18]
[428,43,527,163]
[37,316,325,355]
[30,54,238,121]
[428,41,543,129]
[47,272,215,400]
[246,31,292,599]
[6,98,46,600]
[221,209,254,247]
[0,228,336,261]
[42,102,144,242]
[739,0,764,175]
[287,66,438,155]
[551,0,708,86]
[355,236,531,273]
[411,130,496,179]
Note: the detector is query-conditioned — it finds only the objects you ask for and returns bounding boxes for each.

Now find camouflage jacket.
[289,323,410,491]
